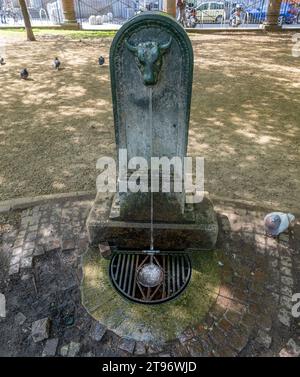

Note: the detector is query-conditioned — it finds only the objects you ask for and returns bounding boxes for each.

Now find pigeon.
[53,57,60,70]
[98,56,105,66]
[264,212,295,237]
[20,68,29,80]
[0,57,5,65]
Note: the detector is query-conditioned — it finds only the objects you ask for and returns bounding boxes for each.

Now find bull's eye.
[154,59,162,69]
[135,57,145,68]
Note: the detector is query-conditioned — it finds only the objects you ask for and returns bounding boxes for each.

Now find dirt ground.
[0,30,299,212]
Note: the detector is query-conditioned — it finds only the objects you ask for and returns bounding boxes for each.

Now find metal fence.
[0,0,162,27]
[188,0,300,28]
[75,0,134,27]
[74,0,163,28]
[0,0,299,28]
[0,0,63,25]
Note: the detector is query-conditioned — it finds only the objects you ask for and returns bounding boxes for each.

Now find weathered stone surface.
[278,308,290,327]
[9,263,20,275]
[61,239,75,251]
[90,322,106,342]
[280,256,292,267]
[83,351,94,357]
[23,248,34,258]
[34,245,45,256]
[228,330,248,353]
[10,255,21,266]
[60,345,69,357]
[185,339,204,357]
[21,257,33,269]
[98,243,111,259]
[45,240,61,252]
[15,312,26,325]
[134,341,147,356]
[23,241,35,251]
[87,192,218,250]
[68,342,80,357]
[281,285,293,297]
[279,339,300,357]
[281,276,293,287]
[147,343,164,355]
[0,293,6,318]
[87,12,218,251]
[280,295,292,310]
[118,338,136,354]
[279,233,289,243]
[111,12,193,163]
[178,328,195,344]
[12,247,23,256]
[31,317,50,342]
[42,338,59,357]
[280,266,292,277]
[256,330,272,348]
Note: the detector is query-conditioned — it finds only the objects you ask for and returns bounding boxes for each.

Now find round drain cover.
[109,253,191,304]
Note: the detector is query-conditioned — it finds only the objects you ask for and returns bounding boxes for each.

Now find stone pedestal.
[87,192,218,251]
[87,13,219,253]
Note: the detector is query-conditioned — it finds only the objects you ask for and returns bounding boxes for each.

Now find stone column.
[61,0,80,29]
[263,0,283,31]
[163,0,176,18]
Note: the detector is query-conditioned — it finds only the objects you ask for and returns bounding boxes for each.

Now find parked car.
[195,1,226,23]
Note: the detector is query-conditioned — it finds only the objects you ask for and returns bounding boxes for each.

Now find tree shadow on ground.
[0,32,299,214]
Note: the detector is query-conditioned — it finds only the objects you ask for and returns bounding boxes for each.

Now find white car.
[195,1,226,23]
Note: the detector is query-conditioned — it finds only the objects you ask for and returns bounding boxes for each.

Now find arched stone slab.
[110,11,194,162]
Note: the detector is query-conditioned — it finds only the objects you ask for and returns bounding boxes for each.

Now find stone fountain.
[86,12,218,304]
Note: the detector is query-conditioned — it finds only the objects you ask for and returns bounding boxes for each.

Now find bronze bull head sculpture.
[125,38,172,86]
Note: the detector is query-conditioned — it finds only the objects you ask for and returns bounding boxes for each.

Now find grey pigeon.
[20,68,29,80]
[98,56,105,66]
[0,57,5,65]
[53,57,60,70]
[264,212,295,237]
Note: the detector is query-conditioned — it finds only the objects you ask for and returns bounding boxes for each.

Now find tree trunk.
[60,0,79,29]
[19,0,36,41]
[263,0,283,30]
[163,0,177,18]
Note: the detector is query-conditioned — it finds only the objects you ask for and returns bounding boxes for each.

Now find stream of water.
[148,86,154,253]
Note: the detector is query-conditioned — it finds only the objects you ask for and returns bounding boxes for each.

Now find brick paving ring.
[109,253,192,304]
[2,201,299,356]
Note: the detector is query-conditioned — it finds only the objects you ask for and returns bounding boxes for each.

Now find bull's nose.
[143,74,155,85]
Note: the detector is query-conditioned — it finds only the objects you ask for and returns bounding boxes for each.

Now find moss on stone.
[81,247,221,344]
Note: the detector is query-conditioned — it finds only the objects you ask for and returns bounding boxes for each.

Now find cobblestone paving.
[0,198,299,357]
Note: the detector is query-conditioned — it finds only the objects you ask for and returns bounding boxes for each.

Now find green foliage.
[0,28,116,39]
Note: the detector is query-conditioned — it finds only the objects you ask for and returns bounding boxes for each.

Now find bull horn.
[160,37,172,52]
[125,39,138,53]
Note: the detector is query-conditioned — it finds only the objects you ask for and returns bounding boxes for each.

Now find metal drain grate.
[109,253,191,304]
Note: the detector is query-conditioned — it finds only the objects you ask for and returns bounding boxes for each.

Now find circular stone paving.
[1,199,299,357]
[81,247,222,345]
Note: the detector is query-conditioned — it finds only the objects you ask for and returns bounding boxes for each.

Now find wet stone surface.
[0,198,299,356]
